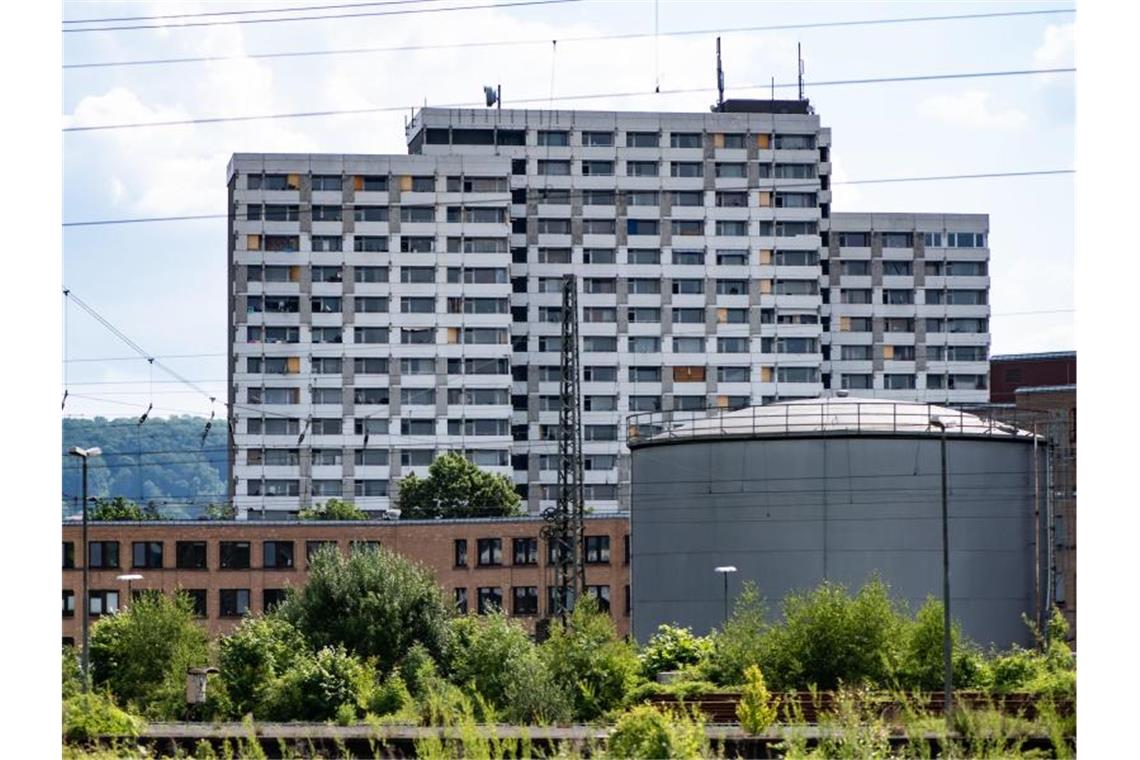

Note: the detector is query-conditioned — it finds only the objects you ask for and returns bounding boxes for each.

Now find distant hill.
[62,416,229,518]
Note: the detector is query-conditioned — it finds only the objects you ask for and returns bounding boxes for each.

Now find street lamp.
[117,574,143,604]
[929,417,952,719]
[68,446,101,693]
[714,566,737,627]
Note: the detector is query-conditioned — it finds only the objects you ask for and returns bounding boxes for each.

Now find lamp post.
[69,446,102,693]
[117,573,143,605]
[930,417,952,719]
[714,566,737,627]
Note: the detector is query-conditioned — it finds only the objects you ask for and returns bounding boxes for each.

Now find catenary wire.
[61,168,1075,226]
[63,8,1074,67]
[64,0,466,24]
[63,0,581,33]
[62,67,1074,133]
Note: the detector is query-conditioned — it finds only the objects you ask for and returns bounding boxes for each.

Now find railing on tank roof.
[624,400,1050,446]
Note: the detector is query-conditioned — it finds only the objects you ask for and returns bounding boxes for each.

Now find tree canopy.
[298,498,368,521]
[397,452,522,519]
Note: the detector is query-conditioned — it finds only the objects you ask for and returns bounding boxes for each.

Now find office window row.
[453,536,616,567]
[63,587,287,619]
[65,540,374,570]
[452,585,615,616]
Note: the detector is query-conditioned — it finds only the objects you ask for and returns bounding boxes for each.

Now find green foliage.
[607,703,708,759]
[736,665,777,734]
[446,612,537,709]
[701,581,768,686]
[62,692,143,743]
[89,496,156,521]
[202,502,236,520]
[399,642,440,700]
[217,615,309,717]
[397,451,523,519]
[275,542,451,672]
[297,497,368,521]
[897,596,986,691]
[980,609,1075,699]
[639,624,712,679]
[540,597,642,721]
[502,648,574,725]
[264,645,374,722]
[63,645,83,699]
[62,416,228,514]
[760,578,907,692]
[89,591,209,719]
[369,671,414,717]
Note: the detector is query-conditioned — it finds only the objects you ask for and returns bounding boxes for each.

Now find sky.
[60,0,1076,421]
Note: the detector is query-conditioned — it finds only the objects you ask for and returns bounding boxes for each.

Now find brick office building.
[62,515,630,642]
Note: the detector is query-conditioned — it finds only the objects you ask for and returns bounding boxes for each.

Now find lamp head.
[714,565,738,574]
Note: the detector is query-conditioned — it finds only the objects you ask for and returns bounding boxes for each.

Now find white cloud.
[1034,22,1075,68]
[917,90,1027,131]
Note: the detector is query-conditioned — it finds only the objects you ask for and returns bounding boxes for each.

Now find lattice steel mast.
[542,274,586,620]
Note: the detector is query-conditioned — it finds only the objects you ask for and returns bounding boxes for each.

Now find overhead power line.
[61,169,1074,227]
[64,0,456,24]
[63,8,1075,69]
[63,0,580,33]
[62,67,1074,133]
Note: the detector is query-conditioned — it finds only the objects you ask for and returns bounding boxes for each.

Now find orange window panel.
[399,175,413,192]
[353,175,364,191]
[713,133,725,149]
[883,345,895,360]
[758,191,772,207]
[286,357,300,374]
[286,174,301,190]
[840,316,851,332]
[760,279,773,295]
[673,366,706,382]
[247,234,261,251]
[756,133,771,149]
[760,367,774,382]
[758,249,773,265]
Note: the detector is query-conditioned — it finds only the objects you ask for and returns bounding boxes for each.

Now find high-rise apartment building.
[228,101,990,518]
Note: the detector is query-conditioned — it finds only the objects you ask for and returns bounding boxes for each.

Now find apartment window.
[353,235,389,252]
[841,374,873,390]
[674,337,704,353]
[131,542,163,569]
[627,219,660,236]
[584,395,617,411]
[717,366,749,383]
[583,365,617,382]
[263,541,295,569]
[882,289,914,305]
[512,586,539,616]
[400,296,435,314]
[477,587,503,614]
[946,261,988,276]
[948,374,988,390]
[672,278,704,295]
[312,418,343,435]
[586,585,611,613]
[583,248,616,264]
[354,296,388,314]
[585,425,618,441]
[841,289,873,304]
[673,249,705,265]
[219,589,251,618]
[583,219,616,235]
[628,336,661,353]
[219,541,251,570]
[838,232,870,247]
[264,235,300,252]
[627,160,660,177]
[582,130,614,146]
[584,536,611,564]
[840,345,873,361]
[302,541,337,567]
[583,336,617,352]
[716,279,748,295]
[841,260,870,276]
[311,296,341,313]
[355,266,388,283]
[537,159,570,176]
[354,357,389,375]
[182,589,207,617]
[354,449,388,466]
[627,249,661,265]
[773,163,816,179]
[716,191,748,207]
[883,260,913,276]
[400,236,435,253]
[581,160,614,176]
[672,191,702,207]
[884,374,917,390]
[263,589,287,612]
[922,232,943,247]
[626,131,659,147]
[354,327,389,344]
[774,250,817,267]
[512,537,538,566]
[536,130,569,146]
[312,266,343,283]
[672,220,704,236]
[947,232,986,248]
[718,337,749,353]
[670,132,701,148]
[312,235,344,253]
[353,205,389,222]
[401,449,434,467]
[401,419,434,436]
[311,175,342,192]
[891,345,916,361]
[455,588,469,614]
[670,161,703,178]
[715,162,746,178]
[629,395,661,412]
[884,318,914,333]
[63,590,75,618]
[627,307,660,323]
[88,541,119,569]
[63,542,74,569]
[673,307,703,323]
[777,367,820,383]
[88,590,120,617]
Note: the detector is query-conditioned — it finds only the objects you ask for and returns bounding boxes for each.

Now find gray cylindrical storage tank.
[628,397,1048,648]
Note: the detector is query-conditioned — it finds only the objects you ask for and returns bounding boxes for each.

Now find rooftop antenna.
[483,84,501,111]
[798,42,805,101]
[715,36,725,111]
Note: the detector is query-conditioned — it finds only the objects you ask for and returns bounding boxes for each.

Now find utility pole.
[542,274,585,621]
[931,417,953,719]
[69,446,102,693]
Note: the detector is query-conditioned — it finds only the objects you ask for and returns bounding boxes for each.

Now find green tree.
[608,703,708,759]
[89,591,209,718]
[702,581,768,686]
[264,646,375,722]
[276,544,451,672]
[217,616,309,717]
[298,497,368,521]
[898,596,986,691]
[639,624,713,679]
[736,665,777,734]
[445,612,535,709]
[397,452,522,519]
[90,496,156,521]
[540,597,641,721]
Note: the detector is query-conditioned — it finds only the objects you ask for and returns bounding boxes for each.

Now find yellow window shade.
[353,175,364,191]
[289,265,301,282]
[713,133,725,148]
[716,308,729,324]
[286,357,301,374]
[760,366,773,382]
[399,175,413,192]
[758,191,772,207]
[840,316,851,332]
[673,366,706,382]
[716,395,730,408]
[758,249,773,265]
[760,279,773,294]
[247,234,261,251]
[286,174,300,190]
[883,345,895,360]
[447,327,460,344]
[756,133,771,149]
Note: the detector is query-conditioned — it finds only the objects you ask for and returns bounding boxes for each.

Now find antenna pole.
[798,42,805,101]
[497,84,501,112]
[715,37,725,111]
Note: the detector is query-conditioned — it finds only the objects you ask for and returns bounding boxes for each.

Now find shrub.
[89,591,209,719]
[898,596,986,691]
[607,703,707,759]
[217,616,309,717]
[276,543,451,672]
[446,612,536,708]
[502,651,574,725]
[63,645,83,700]
[370,671,414,717]
[540,597,642,721]
[702,581,768,686]
[62,692,142,743]
[639,624,713,679]
[264,646,374,722]
[298,497,368,521]
[737,665,777,735]
[90,496,156,521]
